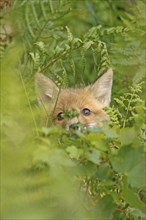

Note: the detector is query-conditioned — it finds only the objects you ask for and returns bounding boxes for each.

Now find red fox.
[35,68,113,130]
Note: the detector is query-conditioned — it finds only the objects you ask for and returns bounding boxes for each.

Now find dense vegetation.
[1,0,145,219]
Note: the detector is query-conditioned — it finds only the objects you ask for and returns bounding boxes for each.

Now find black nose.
[69,123,79,130]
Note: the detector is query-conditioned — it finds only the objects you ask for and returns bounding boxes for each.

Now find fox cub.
[35,68,113,130]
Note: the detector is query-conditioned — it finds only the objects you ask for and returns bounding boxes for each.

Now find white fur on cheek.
[86,122,97,128]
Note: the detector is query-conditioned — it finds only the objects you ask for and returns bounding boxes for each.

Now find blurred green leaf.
[122,181,146,214]
[111,146,145,188]
[88,148,101,165]
[119,127,138,146]
[86,132,107,151]
[66,145,83,160]
[95,195,115,219]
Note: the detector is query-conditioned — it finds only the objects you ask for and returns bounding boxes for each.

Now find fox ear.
[90,68,113,107]
[35,73,59,106]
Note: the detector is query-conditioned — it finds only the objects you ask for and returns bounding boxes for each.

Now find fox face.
[35,68,113,130]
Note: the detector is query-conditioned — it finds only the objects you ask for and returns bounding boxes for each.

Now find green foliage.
[29,106,145,219]
[62,108,80,119]
[107,82,145,128]
[1,0,146,219]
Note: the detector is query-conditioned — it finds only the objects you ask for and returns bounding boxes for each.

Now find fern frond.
[84,25,128,41]
[109,82,144,128]
[0,43,5,60]
[54,60,69,88]
[25,3,35,39]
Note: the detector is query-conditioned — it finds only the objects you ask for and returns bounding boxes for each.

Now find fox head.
[35,68,113,130]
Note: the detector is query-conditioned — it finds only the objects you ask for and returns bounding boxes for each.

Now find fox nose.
[69,123,79,130]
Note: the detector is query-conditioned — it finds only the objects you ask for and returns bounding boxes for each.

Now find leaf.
[41,126,65,136]
[86,133,107,151]
[33,146,73,171]
[66,146,83,160]
[111,146,145,188]
[95,195,115,219]
[101,124,118,139]
[119,127,138,146]
[96,163,114,181]
[77,162,97,177]
[88,148,101,165]
[127,159,146,188]
[122,181,146,214]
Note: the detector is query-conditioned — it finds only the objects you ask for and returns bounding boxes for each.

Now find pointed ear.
[35,73,59,106]
[90,68,113,107]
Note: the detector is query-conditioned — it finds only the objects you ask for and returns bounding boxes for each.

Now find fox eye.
[82,108,91,116]
[57,112,64,120]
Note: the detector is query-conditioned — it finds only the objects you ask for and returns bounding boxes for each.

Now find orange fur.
[35,68,113,129]
[53,88,109,128]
